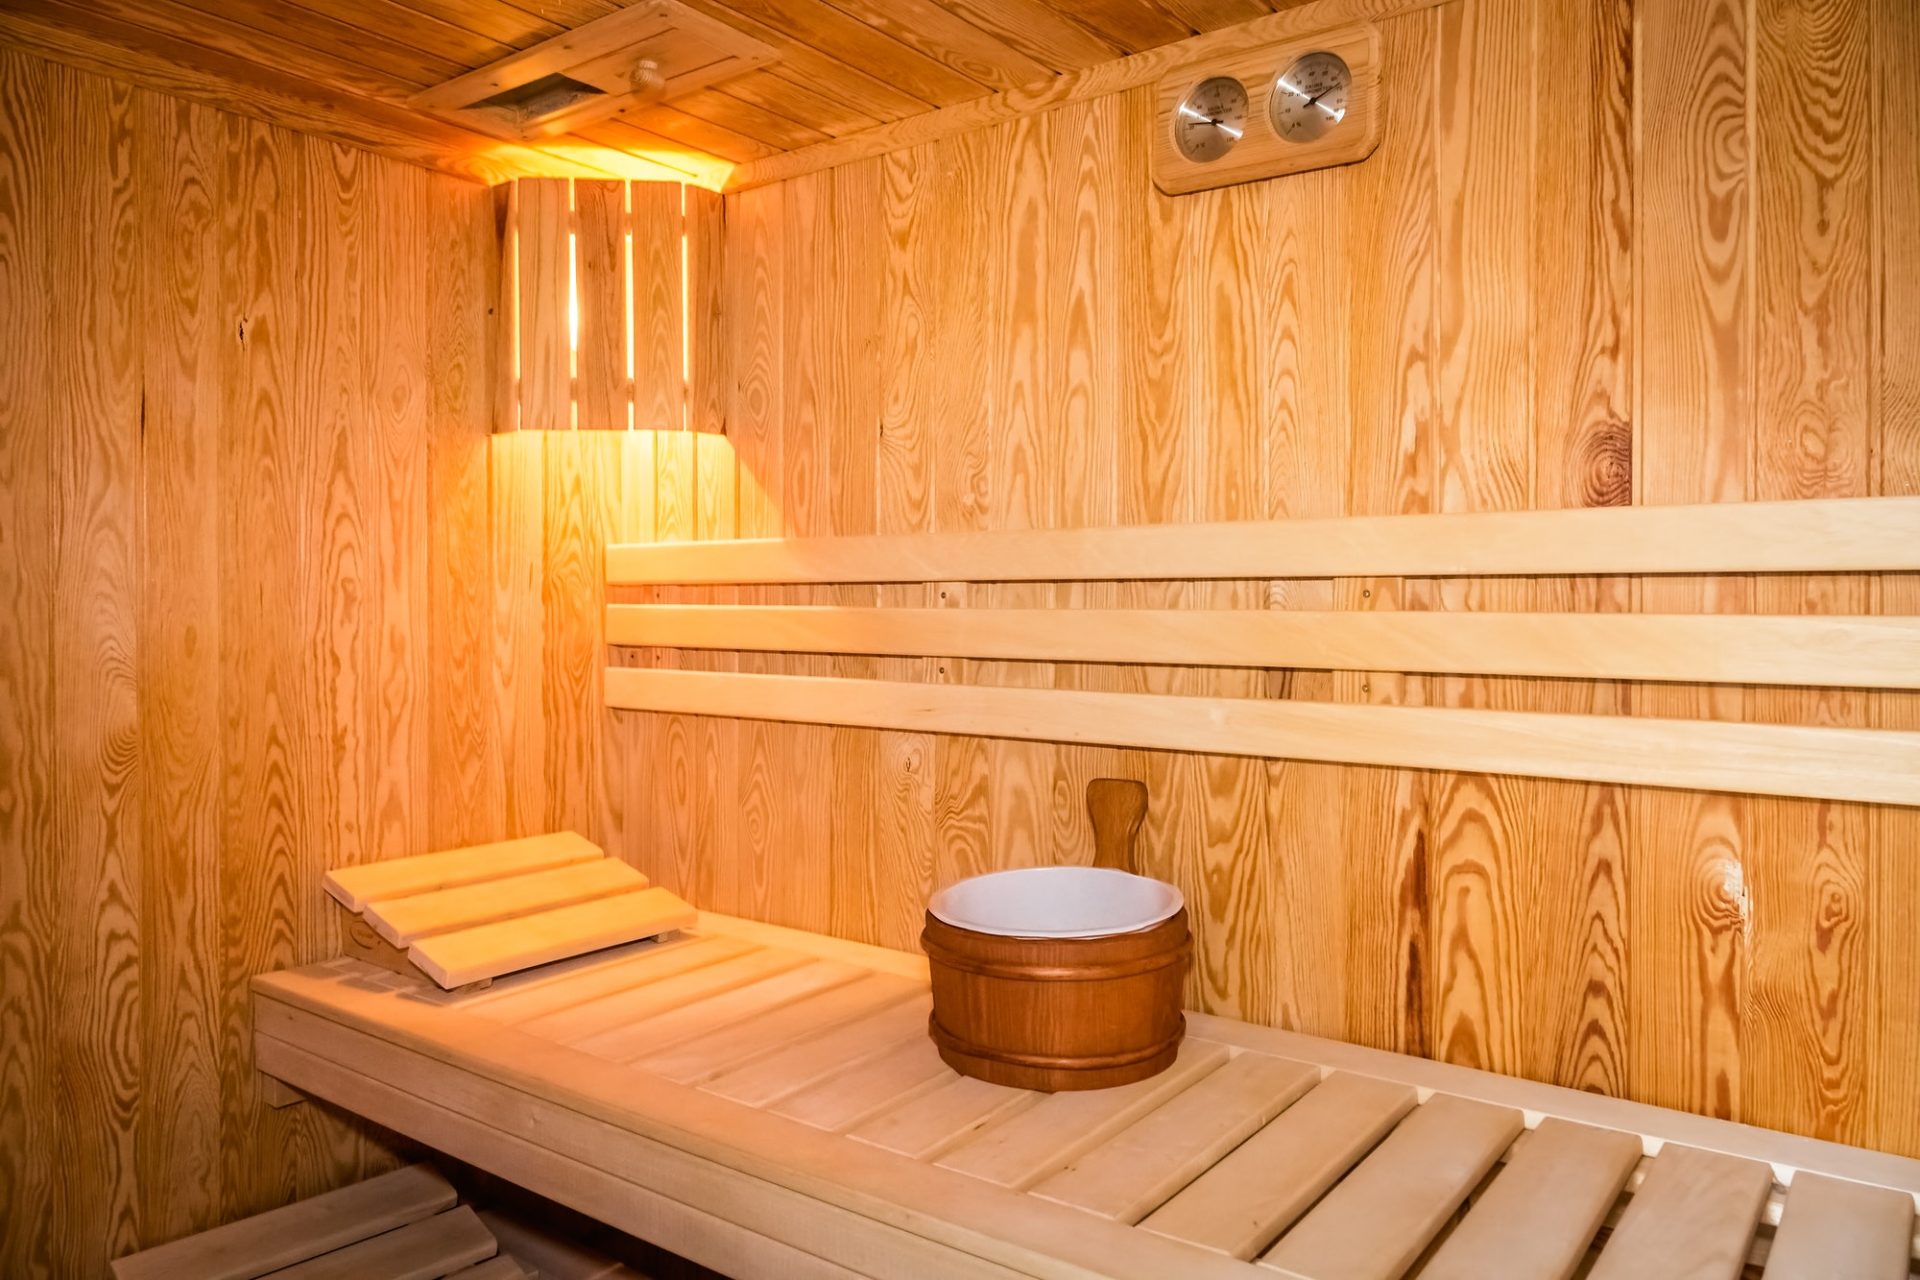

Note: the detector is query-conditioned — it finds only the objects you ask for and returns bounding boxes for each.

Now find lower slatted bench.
[252,914,1920,1280]
[107,1164,524,1280]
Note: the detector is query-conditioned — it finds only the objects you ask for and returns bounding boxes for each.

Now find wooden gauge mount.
[1152,24,1381,195]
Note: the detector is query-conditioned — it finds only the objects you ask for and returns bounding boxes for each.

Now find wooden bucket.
[921,780,1192,1092]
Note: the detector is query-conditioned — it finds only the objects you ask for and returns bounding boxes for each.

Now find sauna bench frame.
[254,913,1920,1280]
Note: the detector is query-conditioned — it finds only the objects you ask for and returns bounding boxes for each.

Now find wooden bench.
[253,914,1920,1280]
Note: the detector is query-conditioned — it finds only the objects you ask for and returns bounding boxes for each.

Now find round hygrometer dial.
[1270,50,1352,142]
[1173,74,1249,163]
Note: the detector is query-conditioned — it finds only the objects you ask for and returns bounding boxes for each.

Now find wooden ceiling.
[0,0,1290,187]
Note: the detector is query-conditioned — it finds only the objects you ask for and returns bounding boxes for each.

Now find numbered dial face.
[1174,75,1249,163]
[1270,51,1352,142]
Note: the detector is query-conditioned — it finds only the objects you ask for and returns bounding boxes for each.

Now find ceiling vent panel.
[410,0,777,142]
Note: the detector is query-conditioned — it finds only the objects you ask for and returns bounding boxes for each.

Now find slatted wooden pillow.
[324,832,696,990]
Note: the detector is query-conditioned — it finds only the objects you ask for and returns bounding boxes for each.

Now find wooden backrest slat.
[1419,1118,1643,1280]
[1140,1072,1417,1260]
[1588,1144,1774,1280]
[608,605,1920,691]
[1761,1172,1916,1280]
[1259,1093,1524,1280]
[108,1164,456,1280]
[605,668,1920,808]
[605,496,1920,585]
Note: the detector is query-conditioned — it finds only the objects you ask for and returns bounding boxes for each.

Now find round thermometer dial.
[1173,75,1249,163]
[1270,51,1352,143]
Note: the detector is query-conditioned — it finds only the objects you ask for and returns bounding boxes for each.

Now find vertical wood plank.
[687,186,727,437]
[1629,0,1754,1126]
[1427,0,1536,1080]
[426,168,503,850]
[723,180,784,923]
[1337,8,1436,1059]
[0,46,60,1280]
[1525,0,1634,1100]
[572,179,627,432]
[873,140,940,951]
[930,121,999,897]
[514,178,571,432]
[51,68,144,1269]
[1745,0,1876,1145]
[1870,0,1920,1162]
[825,159,884,946]
[134,87,231,1249]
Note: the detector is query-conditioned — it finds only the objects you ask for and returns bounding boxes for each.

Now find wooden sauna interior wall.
[0,46,521,1277]
[594,0,1920,1161]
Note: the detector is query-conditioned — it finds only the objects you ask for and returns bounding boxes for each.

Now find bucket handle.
[1087,779,1148,875]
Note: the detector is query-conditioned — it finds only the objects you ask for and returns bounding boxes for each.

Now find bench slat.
[1420,1118,1643,1280]
[1140,1071,1417,1258]
[637,973,922,1084]
[575,960,865,1062]
[936,1040,1232,1190]
[524,945,806,1043]
[409,887,697,989]
[266,1205,496,1280]
[772,1033,954,1132]
[1588,1143,1773,1280]
[470,935,754,1026]
[1260,1092,1524,1280]
[445,1258,529,1280]
[366,859,649,946]
[323,833,602,911]
[1033,1052,1321,1223]
[853,1073,1039,1160]
[1762,1172,1916,1280]
[110,1164,456,1280]
[706,994,933,1107]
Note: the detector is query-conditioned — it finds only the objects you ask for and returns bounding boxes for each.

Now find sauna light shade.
[499,177,724,434]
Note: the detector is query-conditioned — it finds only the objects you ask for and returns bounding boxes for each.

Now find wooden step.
[109,1164,456,1280]
[267,1205,496,1280]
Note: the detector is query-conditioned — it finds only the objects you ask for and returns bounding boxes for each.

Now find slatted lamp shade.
[498,177,724,432]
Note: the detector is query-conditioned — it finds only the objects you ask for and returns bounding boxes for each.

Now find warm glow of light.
[679,185,691,433]
[504,176,707,435]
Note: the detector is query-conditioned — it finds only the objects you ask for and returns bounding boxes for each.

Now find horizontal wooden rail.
[603,669,1920,807]
[606,605,1920,689]
[604,497,1920,585]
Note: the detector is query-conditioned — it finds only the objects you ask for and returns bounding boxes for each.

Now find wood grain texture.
[590,0,1920,1174]
[0,46,510,1276]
